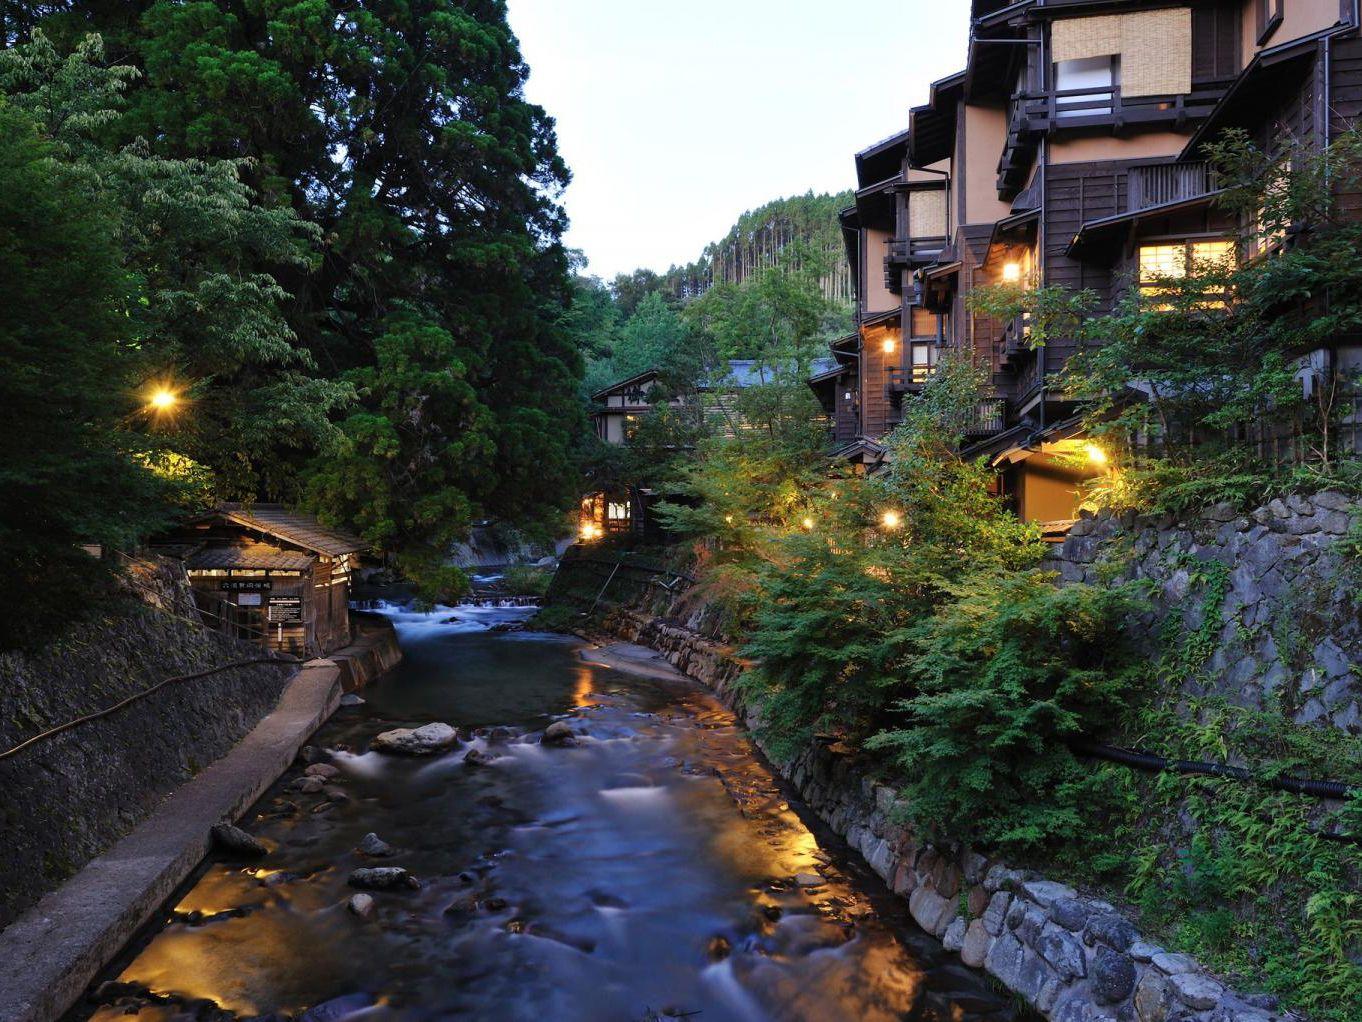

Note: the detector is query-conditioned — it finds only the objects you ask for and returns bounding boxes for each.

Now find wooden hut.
[157,504,366,657]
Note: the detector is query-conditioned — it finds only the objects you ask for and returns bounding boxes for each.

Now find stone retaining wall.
[595,602,1292,1022]
[1050,491,1361,734]
[0,561,295,930]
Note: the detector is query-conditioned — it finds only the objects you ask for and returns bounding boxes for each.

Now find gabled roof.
[909,72,965,166]
[215,504,366,557]
[855,130,910,189]
[860,307,903,329]
[590,367,661,402]
[724,358,836,388]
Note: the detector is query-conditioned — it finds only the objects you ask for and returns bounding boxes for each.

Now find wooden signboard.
[267,596,303,623]
[222,579,272,592]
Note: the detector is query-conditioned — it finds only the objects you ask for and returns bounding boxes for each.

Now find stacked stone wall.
[1050,491,1361,733]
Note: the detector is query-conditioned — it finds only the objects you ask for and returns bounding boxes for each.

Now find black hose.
[0,656,298,763]
[1070,740,1357,800]
[1069,740,1360,844]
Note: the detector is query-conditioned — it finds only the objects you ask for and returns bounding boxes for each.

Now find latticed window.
[606,502,631,521]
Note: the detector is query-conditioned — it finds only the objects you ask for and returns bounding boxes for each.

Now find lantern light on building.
[1002,262,1023,283]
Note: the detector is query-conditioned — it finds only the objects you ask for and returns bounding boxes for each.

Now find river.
[77,602,1023,1022]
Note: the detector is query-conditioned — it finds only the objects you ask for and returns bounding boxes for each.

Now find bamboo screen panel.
[1051,8,1192,98]
[909,190,948,238]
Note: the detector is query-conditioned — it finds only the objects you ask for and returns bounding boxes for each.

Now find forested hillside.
[611,190,854,307]
[575,191,852,398]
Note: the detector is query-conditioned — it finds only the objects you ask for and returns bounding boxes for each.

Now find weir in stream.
[75,602,1024,1022]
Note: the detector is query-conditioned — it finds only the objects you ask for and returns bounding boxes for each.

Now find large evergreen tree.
[9,2,585,592]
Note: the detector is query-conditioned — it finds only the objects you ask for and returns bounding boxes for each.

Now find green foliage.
[965,282,1097,350]
[0,31,348,500]
[0,98,174,648]
[302,311,486,599]
[23,0,587,562]
[1112,697,1362,1020]
[502,564,554,598]
[868,573,1145,850]
[730,357,1044,757]
[1063,128,1362,507]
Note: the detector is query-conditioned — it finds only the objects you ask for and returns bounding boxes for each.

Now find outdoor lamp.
[1002,262,1022,283]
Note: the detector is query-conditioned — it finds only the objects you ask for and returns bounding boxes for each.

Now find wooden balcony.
[885,366,933,395]
[997,85,1227,197]
[1127,161,1213,212]
[887,236,950,267]
[964,398,1008,438]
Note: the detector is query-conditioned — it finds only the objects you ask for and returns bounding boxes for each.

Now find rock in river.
[210,823,268,858]
[542,720,577,746]
[348,866,421,891]
[356,832,395,858]
[347,893,376,919]
[371,722,459,755]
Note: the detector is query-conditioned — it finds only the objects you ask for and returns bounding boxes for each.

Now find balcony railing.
[1127,161,1213,212]
[886,366,934,395]
[998,84,1227,196]
[887,236,950,266]
[964,398,1007,437]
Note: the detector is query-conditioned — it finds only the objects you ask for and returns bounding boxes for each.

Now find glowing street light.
[1086,443,1109,466]
[801,516,815,531]
[881,509,902,530]
[147,387,179,413]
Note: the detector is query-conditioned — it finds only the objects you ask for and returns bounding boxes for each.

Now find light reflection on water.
[80,603,1019,1022]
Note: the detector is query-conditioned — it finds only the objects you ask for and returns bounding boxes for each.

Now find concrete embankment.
[0,603,402,1022]
[574,599,1291,1022]
[0,658,343,1022]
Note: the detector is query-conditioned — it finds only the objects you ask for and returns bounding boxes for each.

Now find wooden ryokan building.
[813,0,1362,533]
[154,504,366,657]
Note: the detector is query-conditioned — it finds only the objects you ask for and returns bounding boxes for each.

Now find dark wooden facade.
[814,0,1362,524]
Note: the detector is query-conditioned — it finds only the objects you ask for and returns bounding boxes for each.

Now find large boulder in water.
[542,720,577,746]
[370,722,458,755]
[209,823,267,859]
[348,866,421,891]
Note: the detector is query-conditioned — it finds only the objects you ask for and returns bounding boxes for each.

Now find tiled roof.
[185,540,316,571]
[216,503,366,556]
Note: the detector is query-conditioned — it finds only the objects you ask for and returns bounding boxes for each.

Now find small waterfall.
[455,595,543,608]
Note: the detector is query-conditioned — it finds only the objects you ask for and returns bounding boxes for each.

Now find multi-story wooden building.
[818,0,1362,527]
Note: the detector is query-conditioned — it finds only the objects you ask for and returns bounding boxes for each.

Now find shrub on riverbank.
[866,571,1145,852]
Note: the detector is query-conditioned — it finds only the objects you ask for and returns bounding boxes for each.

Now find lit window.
[910,343,938,383]
[1138,239,1234,306]
[624,414,640,441]
[607,502,631,521]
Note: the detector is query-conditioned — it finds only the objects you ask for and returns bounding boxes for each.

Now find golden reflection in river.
[572,663,597,707]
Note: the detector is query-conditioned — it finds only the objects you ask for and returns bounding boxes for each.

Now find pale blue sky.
[506,1,969,279]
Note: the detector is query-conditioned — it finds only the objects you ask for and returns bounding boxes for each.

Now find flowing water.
[78,604,1022,1022]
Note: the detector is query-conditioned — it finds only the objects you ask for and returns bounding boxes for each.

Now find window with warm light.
[606,502,630,522]
[1138,239,1235,306]
[910,343,938,384]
